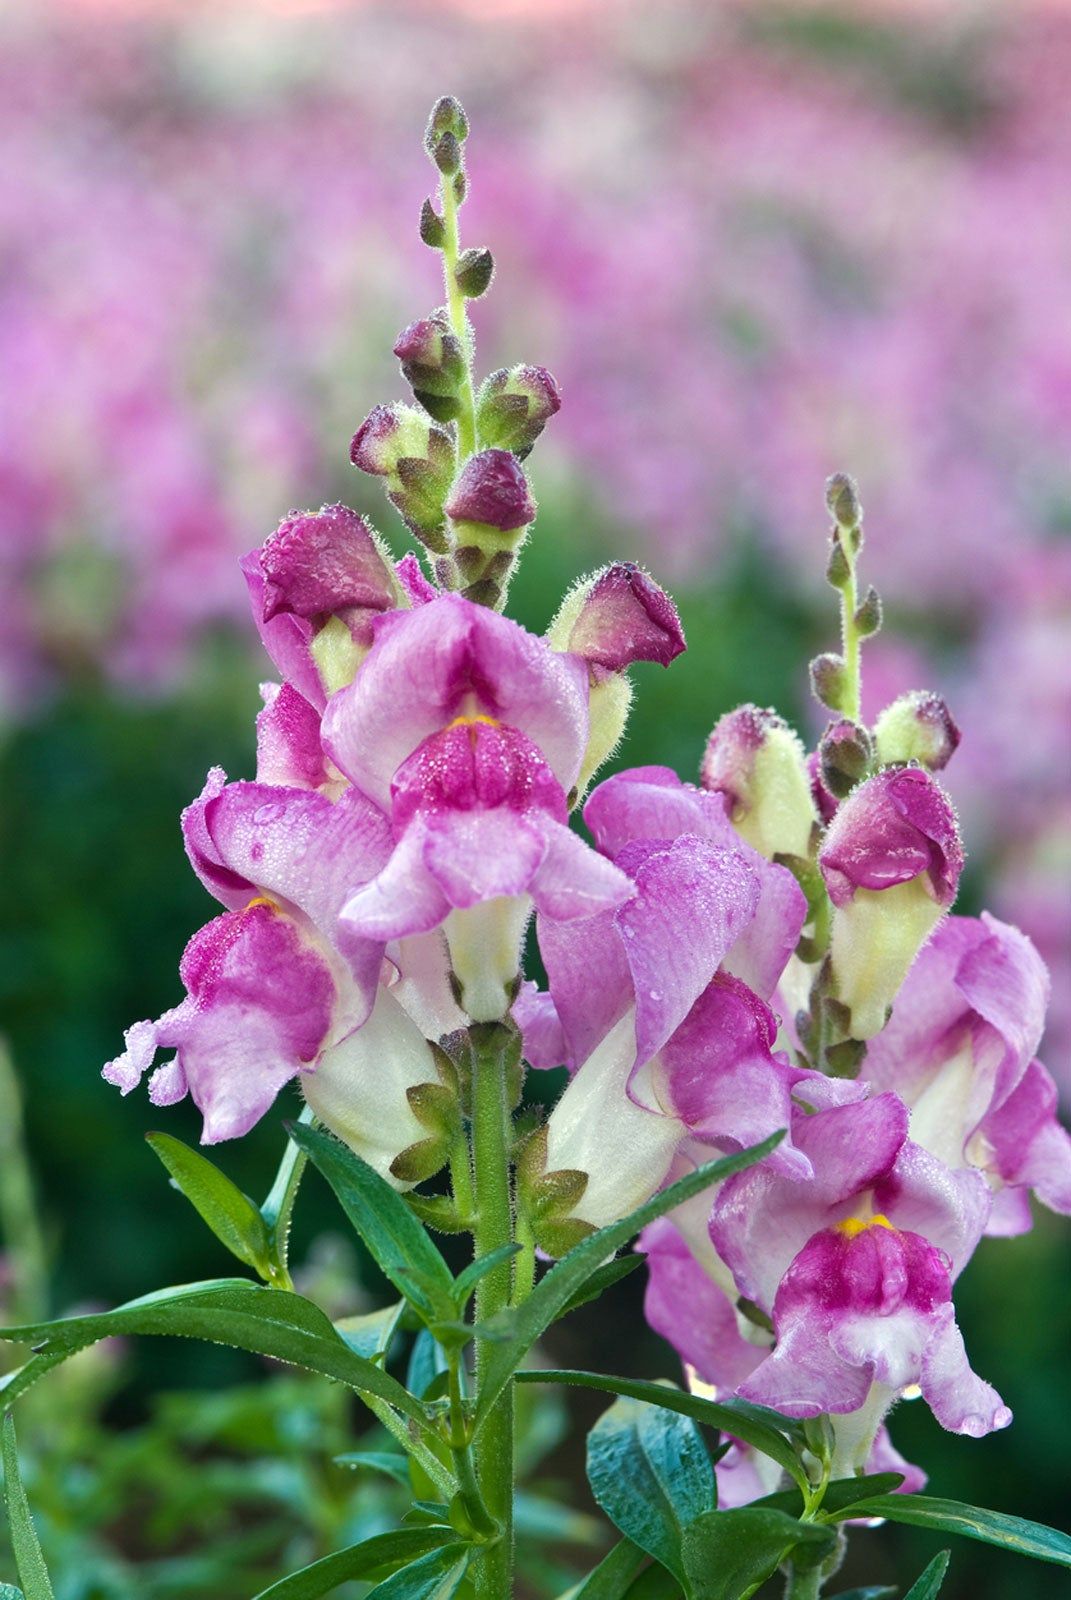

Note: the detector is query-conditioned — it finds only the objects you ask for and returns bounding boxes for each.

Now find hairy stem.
[839,533,862,725]
[784,1564,824,1600]
[469,1022,516,1597]
[440,172,478,460]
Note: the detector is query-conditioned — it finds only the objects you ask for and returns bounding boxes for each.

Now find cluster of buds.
[346,95,560,611]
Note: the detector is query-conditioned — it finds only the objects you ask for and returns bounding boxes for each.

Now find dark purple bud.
[854,584,883,637]
[825,535,850,589]
[818,717,873,800]
[419,197,446,249]
[456,247,494,299]
[393,311,466,410]
[425,95,469,151]
[826,472,862,530]
[445,449,536,532]
[874,691,961,772]
[476,365,562,455]
[431,130,461,176]
[807,749,839,825]
[553,563,685,673]
[259,505,396,623]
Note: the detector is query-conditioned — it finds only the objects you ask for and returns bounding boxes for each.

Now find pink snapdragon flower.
[864,913,1071,1235]
[323,594,633,1020]
[709,1095,1010,1471]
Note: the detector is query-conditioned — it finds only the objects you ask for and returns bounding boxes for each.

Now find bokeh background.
[1,1,1069,1595]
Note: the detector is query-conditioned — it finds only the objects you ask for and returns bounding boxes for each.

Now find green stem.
[469,1023,516,1597]
[839,536,862,725]
[0,1038,49,1325]
[261,1105,312,1289]
[784,1564,823,1600]
[450,1133,476,1228]
[440,171,478,460]
[512,1212,536,1307]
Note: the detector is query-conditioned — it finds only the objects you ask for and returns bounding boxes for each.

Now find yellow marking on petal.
[835,1213,895,1238]
[832,1209,896,1235]
[446,713,501,730]
[245,895,277,913]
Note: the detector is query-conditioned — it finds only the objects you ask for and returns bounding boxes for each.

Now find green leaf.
[334,1451,412,1487]
[624,1570,683,1598]
[681,1508,834,1600]
[517,1372,806,1493]
[288,1123,454,1319]
[0,1586,25,1599]
[0,1280,427,1427]
[475,1135,784,1436]
[826,1590,896,1599]
[827,1494,1071,1569]
[755,1473,905,1518]
[566,1540,647,1597]
[146,1132,274,1280]
[363,1546,470,1598]
[335,1300,406,1362]
[586,1394,715,1580]
[452,1244,522,1309]
[251,1528,462,1599]
[1,1414,54,1600]
[903,1551,952,1599]
[557,1255,645,1319]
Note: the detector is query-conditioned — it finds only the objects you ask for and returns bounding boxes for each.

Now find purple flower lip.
[445,449,536,530]
[701,705,785,798]
[568,562,685,672]
[350,404,399,473]
[259,504,395,622]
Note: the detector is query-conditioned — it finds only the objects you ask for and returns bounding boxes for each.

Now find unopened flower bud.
[819,767,963,1038]
[548,563,686,674]
[874,691,961,772]
[826,536,850,589]
[259,504,398,628]
[393,311,466,421]
[419,197,446,249]
[430,130,461,176]
[476,365,562,457]
[445,448,535,533]
[810,651,849,714]
[807,750,839,825]
[350,403,455,550]
[826,471,862,530]
[701,705,818,861]
[818,718,873,800]
[854,584,883,638]
[456,246,494,299]
[425,94,469,152]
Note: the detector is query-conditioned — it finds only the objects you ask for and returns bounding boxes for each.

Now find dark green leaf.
[586,1394,715,1580]
[567,1540,647,1597]
[475,1136,784,1435]
[514,1491,603,1546]
[252,1528,461,1599]
[288,1124,454,1318]
[557,1255,646,1319]
[335,1301,405,1362]
[365,1545,469,1597]
[755,1473,905,1518]
[334,1452,412,1487]
[624,1569,683,1598]
[681,1508,833,1600]
[826,1590,896,1599]
[1,1414,54,1600]
[827,1494,1071,1569]
[903,1551,952,1599]
[407,1328,448,1401]
[0,1280,426,1426]
[517,1372,805,1492]
[146,1133,275,1279]
[452,1244,522,1308]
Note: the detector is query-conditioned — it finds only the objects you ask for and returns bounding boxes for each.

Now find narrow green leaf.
[827,1494,1071,1569]
[335,1300,405,1362]
[1,1414,54,1600]
[517,1371,806,1492]
[146,1132,274,1279]
[334,1451,412,1487]
[557,1255,645,1319]
[586,1394,715,1580]
[0,1280,427,1427]
[624,1569,683,1598]
[755,1473,905,1518]
[681,1508,834,1600]
[364,1545,469,1598]
[475,1135,784,1435]
[251,1528,461,1599]
[452,1244,522,1308]
[566,1539,647,1597]
[288,1123,454,1317]
[903,1551,952,1599]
